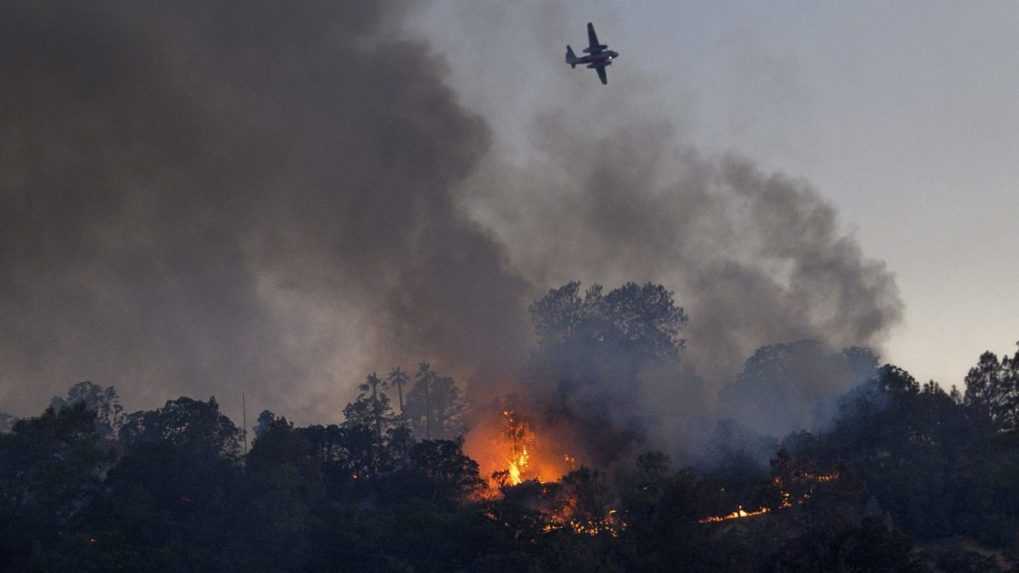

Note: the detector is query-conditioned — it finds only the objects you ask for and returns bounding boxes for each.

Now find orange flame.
[465,407,576,489]
[697,505,771,524]
[503,410,530,486]
[468,404,626,536]
[697,470,841,524]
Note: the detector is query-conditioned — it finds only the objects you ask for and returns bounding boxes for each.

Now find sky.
[418,1,1019,388]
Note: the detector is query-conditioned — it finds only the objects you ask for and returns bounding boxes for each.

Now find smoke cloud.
[465,117,901,392]
[0,0,530,419]
[1,0,901,451]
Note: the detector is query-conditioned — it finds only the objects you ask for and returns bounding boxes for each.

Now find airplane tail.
[565,45,577,68]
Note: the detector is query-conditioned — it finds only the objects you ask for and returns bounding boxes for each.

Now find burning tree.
[464,398,580,492]
[464,281,689,495]
[492,409,536,486]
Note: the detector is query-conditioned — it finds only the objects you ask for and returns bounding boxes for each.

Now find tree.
[342,373,399,478]
[342,373,395,441]
[387,367,410,420]
[0,403,111,571]
[254,409,286,439]
[620,451,672,533]
[406,438,485,502]
[0,412,16,434]
[964,346,1019,431]
[119,396,241,459]
[404,363,464,440]
[247,411,304,473]
[529,281,687,414]
[90,399,243,572]
[768,517,922,572]
[50,381,125,439]
[530,281,686,363]
[719,341,880,438]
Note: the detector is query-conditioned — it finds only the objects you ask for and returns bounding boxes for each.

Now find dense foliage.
[3,283,1019,572]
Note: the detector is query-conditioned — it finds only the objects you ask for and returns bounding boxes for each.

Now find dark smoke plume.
[0,1,530,419]
[1,0,902,449]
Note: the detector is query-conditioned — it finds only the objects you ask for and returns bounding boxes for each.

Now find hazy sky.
[419,1,1019,388]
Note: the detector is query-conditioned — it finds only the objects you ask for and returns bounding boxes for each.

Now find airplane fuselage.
[574,50,618,68]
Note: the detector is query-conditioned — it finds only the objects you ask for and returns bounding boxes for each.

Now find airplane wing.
[587,22,602,54]
[596,65,608,85]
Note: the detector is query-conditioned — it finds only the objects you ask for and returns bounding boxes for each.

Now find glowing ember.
[698,469,841,524]
[543,508,625,537]
[698,505,771,524]
[801,471,839,482]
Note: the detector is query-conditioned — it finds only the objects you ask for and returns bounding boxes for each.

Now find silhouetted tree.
[407,438,485,501]
[254,409,282,439]
[85,397,242,572]
[0,412,16,434]
[529,281,687,419]
[405,363,464,440]
[387,367,410,420]
[0,403,111,572]
[964,345,1019,431]
[50,381,125,439]
[719,341,880,437]
[120,396,241,458]
[531,281,686,363]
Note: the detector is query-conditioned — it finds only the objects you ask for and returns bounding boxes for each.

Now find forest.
[3,282,1019,572]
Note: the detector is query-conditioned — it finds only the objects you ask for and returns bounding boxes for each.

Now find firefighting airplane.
[565,22,620,85]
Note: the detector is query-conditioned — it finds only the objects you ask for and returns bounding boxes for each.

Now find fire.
[503,410,530,486]
[507,445,528,485]
[543,508,625,537]
[468,403,626,537]
[464,406,576,489]
[697,469,841,524]
[698,505,771,524]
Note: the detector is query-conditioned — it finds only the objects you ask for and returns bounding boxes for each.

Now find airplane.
[565,22,620,85]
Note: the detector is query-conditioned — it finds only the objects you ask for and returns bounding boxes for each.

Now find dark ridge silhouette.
[3,340,1019,572]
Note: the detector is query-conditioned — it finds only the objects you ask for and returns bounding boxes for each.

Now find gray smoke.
[0,0,902,445]
[0,1,530,419]
[427,2,902,452]
[463,116,901,416]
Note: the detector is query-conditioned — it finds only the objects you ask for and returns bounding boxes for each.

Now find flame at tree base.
[503,410,530,486]
[466,403,625,537]
[465,405,576,490]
